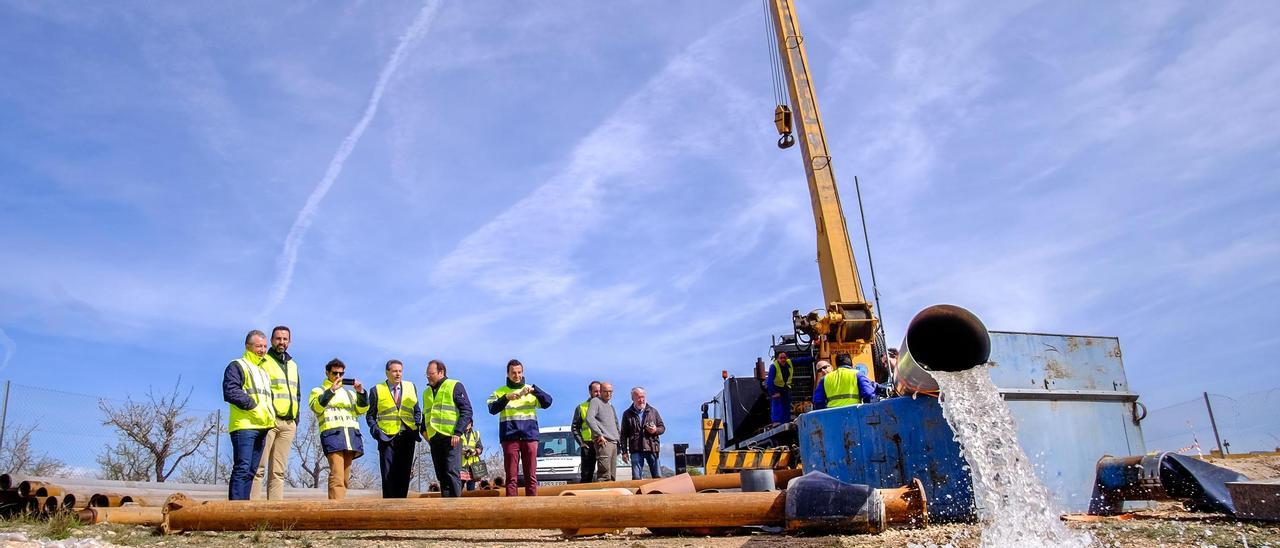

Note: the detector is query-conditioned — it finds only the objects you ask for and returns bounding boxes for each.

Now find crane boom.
[767,0,878,375]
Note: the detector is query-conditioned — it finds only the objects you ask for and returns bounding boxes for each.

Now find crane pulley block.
[774,104,795,149]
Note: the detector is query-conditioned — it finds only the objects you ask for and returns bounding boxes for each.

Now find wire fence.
[1140,388,1280,456]
[0,380,222,480]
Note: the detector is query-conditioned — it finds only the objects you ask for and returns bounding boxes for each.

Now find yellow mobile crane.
[694,0,880,474]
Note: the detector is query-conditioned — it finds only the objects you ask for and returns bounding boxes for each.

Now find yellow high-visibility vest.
[228,351,275,432]
[423,379,460,438]
[461,429,481,467]
[772,358,794,389]
[263,353,300,420]
[822,367,863,408]
[373,381,419,436]
[577,400,594,442]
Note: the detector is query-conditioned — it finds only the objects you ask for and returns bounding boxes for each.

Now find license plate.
[541,480,567,486]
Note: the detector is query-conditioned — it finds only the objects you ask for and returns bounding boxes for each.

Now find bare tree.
[96,438,153,481]
[347,460,380,490]
[408,438,437,492]
[97,378,219,482]
[175,440,231,485]
[0,422,67,476]
[288,414,326,488]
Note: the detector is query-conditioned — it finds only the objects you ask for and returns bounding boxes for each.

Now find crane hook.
[774,104,795,149]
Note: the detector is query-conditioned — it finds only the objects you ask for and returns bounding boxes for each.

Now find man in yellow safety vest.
[487,359,553,496]
[252,325,301,501]
[767,351,795,426]
[309,358,368,499]
[422,359,474,498]
[570,380,602,483]
[221,330,275,500]
[365,359,422,498]
[813,354,878,410]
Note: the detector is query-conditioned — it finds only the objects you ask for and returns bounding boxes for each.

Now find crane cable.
[762,0,794,148]
[853,175,890,378]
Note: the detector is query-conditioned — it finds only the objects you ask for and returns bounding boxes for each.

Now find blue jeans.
[630,451,660,479]
[229,428,269,500]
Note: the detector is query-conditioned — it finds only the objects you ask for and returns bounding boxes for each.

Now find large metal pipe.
[894,304,991,394]
[4,475,379,505]
[77,506,165,526]
[164,475,889,535]
[164,492,788,533]
[442,469,803,497]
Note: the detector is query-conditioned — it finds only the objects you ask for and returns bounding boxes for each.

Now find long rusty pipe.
[164,492,788,533]
[894,304,991,394]
[440,469,803,497]
[77,506,165,526]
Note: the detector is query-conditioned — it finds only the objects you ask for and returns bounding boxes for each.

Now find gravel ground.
[1,517,1278,548]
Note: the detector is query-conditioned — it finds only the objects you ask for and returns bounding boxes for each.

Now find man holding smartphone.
[487,359,553,496]
[309,359,368,499]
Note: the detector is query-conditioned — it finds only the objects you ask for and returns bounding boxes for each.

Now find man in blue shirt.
[813,354,878,410]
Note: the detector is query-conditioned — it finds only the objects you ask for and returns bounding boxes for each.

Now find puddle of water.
[933,365,1094,548]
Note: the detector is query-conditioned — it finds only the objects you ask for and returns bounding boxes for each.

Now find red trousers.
[501,439,539,496]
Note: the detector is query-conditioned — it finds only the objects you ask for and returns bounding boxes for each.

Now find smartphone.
[341,378,356,386]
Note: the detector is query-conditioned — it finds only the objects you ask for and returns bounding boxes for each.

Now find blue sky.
[1,0,1278,469]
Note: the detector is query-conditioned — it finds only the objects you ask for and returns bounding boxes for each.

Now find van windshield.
[538,430,581,457]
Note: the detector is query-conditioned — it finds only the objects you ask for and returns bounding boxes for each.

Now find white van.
[535,425,632,486]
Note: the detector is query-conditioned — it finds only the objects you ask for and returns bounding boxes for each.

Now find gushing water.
[933,365,1094,548]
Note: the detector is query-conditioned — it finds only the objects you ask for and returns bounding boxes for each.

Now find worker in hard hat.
[765,351,794,426]
[812,354,877,410]
[309,358,368,499]
[365,359,421,498]
[423,359,474,498]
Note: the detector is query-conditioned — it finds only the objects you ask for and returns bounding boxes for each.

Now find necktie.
[393,383,402,406]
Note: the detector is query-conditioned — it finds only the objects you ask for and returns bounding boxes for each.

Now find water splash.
[933,365,1094,547]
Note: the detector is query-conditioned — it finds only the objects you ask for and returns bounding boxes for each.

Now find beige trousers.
[326,451,355,500]
[251,417,296,500]
[594,439,618,482]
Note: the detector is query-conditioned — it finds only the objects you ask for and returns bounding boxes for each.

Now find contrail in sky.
[260,1,441,319]
[0,327,15,372]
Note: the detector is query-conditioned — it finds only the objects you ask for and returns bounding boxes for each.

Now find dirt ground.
[0,517,1277,548]
[1207,454,1280,481]
[3,455,1278,547]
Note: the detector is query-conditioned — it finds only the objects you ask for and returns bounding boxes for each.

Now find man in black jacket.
[620,387,665,479]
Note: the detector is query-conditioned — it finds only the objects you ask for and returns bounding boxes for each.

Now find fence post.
[0,380,10,456]
[1203,392,1224,455]
[214,409,222,481]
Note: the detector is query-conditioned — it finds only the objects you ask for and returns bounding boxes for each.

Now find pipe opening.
[903,304,990,372]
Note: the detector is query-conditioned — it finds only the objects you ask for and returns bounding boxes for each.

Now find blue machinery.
[799,330,1145,520]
